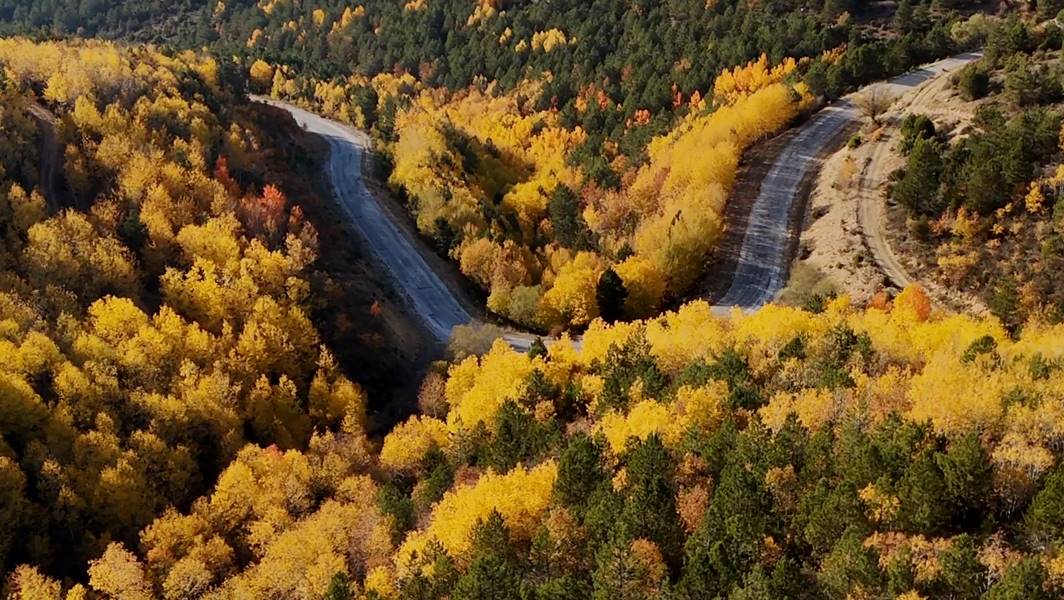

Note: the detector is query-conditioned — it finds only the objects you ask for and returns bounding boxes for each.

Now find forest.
[243,0,985,330]
[0,38,372,594]
[3,2,1064,600]
[0,0,990,330]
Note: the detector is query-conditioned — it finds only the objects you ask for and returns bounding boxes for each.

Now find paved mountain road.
[256,97,473,341]
[715,52,982,309]
[715,101,858,307]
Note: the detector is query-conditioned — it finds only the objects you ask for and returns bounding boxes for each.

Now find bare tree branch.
[855,83,895,125]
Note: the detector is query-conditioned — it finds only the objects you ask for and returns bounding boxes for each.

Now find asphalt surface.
[713,52,983,309]
[258,98,473,342]
[714,101,858,308]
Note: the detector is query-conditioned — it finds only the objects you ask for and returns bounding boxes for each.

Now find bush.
[960,108,1060,215]
[1037,0,1064,21]
[910,215,931,241]
[548,184,596,251]
[954,62,989,101]
[803,60,829,98]
[595,268,628,323]
[448,322,509,359]
[899,114,936,155]
[847,134,863,149]
[893,136,945,215]
[986,277,1023,334]
[855,83,894,124]
[1003,55,1062,107]
[985,16,1033,66]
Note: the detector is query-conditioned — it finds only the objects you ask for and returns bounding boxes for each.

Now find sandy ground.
[794,57,987,312]
[787,133,885,303]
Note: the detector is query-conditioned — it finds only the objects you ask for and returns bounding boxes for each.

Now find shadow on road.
[891,52,982,88]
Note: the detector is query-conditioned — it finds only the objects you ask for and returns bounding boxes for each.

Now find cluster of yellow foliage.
[759,388,837,433]
[588,80,811,295]
[712,54,800,106]
[431,286,1064,471]
[537,251,604,326]
[394,84,585,234]
[379,415,450,473]
[0,39,221,107]
[467,0,502,25]
[248,59,274,93]
[81,433,386,600]
[531,29,569,53]
[864,532,955,584]
[338,5,367,30]
[387,84,607,326]
[0,39,376,592]
[384,59,808,329]
[257,0,284,15]
[444,339,539,430]
[596,383,726,453]
[396,461,557,571]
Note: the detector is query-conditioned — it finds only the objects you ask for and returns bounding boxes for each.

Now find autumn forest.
[2,1,1064,600]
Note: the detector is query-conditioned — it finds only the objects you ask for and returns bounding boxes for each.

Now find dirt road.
[857,53,982,293]
[714,52,982,308]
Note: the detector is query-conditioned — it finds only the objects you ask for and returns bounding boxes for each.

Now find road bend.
[257,98,473,342]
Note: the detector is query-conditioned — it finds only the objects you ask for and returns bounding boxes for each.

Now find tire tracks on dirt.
[709,52,982,308]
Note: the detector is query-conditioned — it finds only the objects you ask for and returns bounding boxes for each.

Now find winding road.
[258,51,982,341]
[715,101,858,307]
[716,52,983,308]
[256,98,473,341]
